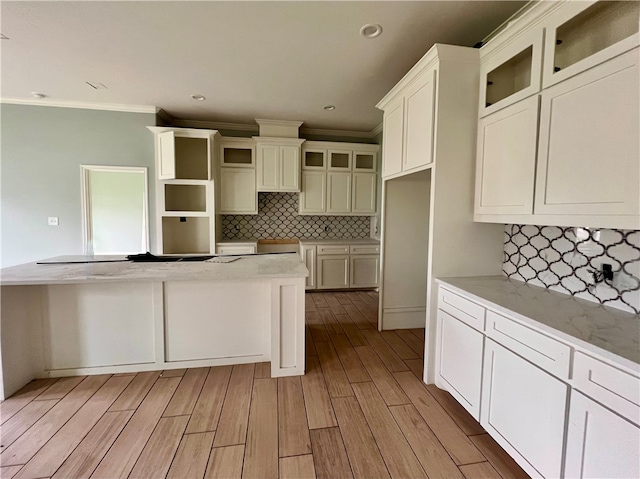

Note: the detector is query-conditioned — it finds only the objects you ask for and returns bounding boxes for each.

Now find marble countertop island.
[0,253,308,286]
[436,276,639,371]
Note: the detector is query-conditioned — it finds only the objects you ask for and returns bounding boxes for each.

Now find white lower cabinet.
[481,339,567,478]
[436,310,483,419]
[349,254,379,288]
[436,284,640,479]
[565,391,640,479]
[300,244,316,290]
[317,255,349,289]
[309,242,380,290]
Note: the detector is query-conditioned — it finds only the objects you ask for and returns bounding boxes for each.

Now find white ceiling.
[1,1,525,133]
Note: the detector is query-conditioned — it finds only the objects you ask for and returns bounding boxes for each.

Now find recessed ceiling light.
[31,92,46,99]
[360,23,383,39]
[323,105,336,111]
[191,94,206,101]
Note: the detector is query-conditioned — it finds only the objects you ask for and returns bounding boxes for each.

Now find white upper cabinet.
[219,167,257,214]
[220,138,255,168]
[351,173,376,215]
[379,64,436,179]
[475,96,539,216]
[404,70,436,171]
[299,171,326,214]
[151,128,213,181]
[382,98,404,177]
[535,49,639,218]
[474,0,640,229]
[255,138,303,192]
[299,142,379,216]
[479,28,543,117]
[158,131,176,179]
[542,1,640,88]
[148,127,218,255]
[327,172,351,214]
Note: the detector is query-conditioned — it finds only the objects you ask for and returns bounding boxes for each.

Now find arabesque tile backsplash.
[222,192,371,240]
[503,225,640,314]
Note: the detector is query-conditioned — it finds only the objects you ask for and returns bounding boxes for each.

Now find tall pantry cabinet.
[376,44,504,382]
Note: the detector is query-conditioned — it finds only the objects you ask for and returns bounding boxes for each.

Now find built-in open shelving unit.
[161,216,211,254]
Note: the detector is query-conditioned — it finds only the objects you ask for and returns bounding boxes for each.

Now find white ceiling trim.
[172,118,258,132]
[0,98,157,114]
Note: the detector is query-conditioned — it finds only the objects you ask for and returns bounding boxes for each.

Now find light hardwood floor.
[0,291,529,479]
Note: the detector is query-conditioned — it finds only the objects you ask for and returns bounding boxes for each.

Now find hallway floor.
[0,290,528,479]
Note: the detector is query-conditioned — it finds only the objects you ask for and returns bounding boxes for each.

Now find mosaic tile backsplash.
[222,192,371,240]
[503,225,640,314]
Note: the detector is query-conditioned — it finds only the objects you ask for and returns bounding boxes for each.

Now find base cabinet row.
[301,243,380,290]
[436,285,640,478]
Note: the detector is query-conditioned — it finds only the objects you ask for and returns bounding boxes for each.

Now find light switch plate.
[48,216,59,226]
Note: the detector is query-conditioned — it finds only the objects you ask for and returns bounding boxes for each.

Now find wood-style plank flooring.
[0,291,529,479]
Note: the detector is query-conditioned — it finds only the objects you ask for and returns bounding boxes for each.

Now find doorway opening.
[80,165,149,255]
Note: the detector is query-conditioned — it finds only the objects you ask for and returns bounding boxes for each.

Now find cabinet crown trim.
[376,43,478,110]
[253,137,305,146]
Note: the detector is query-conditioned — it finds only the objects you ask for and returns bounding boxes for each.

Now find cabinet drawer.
[573,352,640,426]
[349,244,380,255]
[438,288,485,332]
[486,310,571,379]
[317,245,349,255]
[216,245,256,255]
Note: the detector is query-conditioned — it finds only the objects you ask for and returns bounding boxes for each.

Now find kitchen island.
[0,253,307,400]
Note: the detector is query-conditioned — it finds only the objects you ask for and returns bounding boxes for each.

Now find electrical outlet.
[48,216,59,226]
[324,226,331,232]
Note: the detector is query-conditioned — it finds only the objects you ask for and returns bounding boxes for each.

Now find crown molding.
[172,118,258,132]
[0,98,157,114]
[0,99,383,139]
[369,122,383,138]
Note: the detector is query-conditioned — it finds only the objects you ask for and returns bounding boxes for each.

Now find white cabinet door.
[158,131,176,180]
[317,255,349,289]
[216,245,256,255]
[301,245,316,290]
[404,69,436,171]
[565,390,640,479]
[327,172,351,214]
[481,339,567,478]
[280,145,300,191]
[351,173,376,215]
[257,144,279,191]
[382,98,404,178]
[300,171,326,214]
[219,168,257,214]
[349,255,379,288]
[436,310,483,420]
[475,96,539,216]
[535,48,639,217]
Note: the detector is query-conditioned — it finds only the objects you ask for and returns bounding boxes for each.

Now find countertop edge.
[435,277,640,374]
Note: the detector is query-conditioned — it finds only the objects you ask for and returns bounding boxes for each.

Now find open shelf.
[486,46,533,107]
[329,151,351,169]
[162,216,210,254]
[355,153,375,171]
[174,137,209,180]
[554,1,639,72]
[304,151,326,169]
[223,147,253,166]
[164,184,207,212]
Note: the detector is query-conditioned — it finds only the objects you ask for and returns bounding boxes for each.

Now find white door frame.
[80,165,150,255]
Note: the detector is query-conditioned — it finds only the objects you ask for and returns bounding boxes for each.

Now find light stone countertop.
[0,253,308,286]
[436,276,640,372]
[298,238,380,245]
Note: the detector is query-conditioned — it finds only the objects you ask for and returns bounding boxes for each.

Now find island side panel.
[42,283,156,370]
[163,280,270,364]
[0,285,46,400]
[270,277,305,377]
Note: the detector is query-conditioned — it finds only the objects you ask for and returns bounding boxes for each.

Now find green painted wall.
[1,104,156,267]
